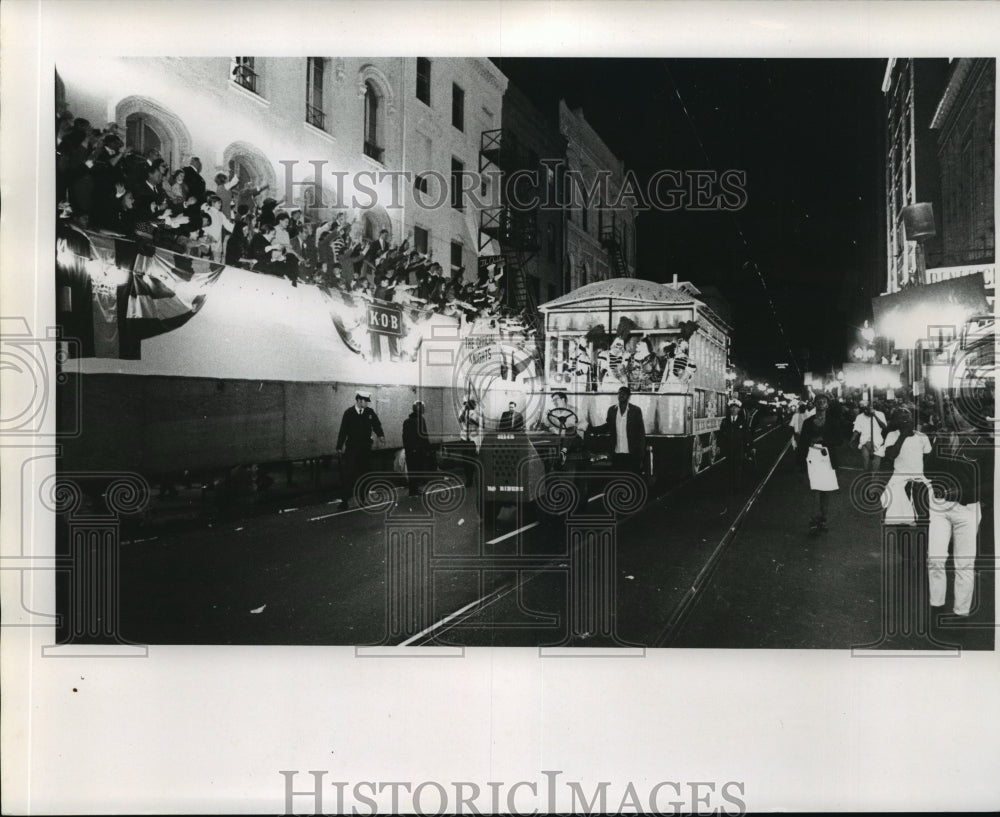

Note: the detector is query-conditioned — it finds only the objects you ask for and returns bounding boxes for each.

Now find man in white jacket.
[851,399,887,472]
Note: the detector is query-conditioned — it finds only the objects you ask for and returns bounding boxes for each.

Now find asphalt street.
[72,424,994,651]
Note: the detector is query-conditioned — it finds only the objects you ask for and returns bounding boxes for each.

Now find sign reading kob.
[368,303,403,337]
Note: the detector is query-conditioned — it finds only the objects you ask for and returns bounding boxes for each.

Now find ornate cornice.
[470,58,508,93]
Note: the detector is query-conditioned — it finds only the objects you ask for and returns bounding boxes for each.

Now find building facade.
[398,57,508,280]
[57,56,507,282]
[495,82,567,307]
[559,100,637,291]
[882,58,950,295]
[928,58,996,288]
[876,57,995,391]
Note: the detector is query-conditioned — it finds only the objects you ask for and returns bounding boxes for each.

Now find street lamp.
[743,380,755,388]
[860,320,875,344]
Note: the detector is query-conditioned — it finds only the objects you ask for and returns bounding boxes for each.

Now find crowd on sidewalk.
[786,390,991,620]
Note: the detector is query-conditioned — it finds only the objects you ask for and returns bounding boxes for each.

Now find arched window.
[231,155,260,189]
[222,142,278,213]
[125,113,165,162]
[580,261,589,288]
[363,81,383,162]
[116,97,191,171]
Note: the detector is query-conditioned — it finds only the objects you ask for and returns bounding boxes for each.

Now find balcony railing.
[232,62,259,94]
[305,103,327,132]
[363,140,384,163]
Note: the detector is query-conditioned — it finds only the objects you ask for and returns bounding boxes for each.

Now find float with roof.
[444,276,733,521]
[536,276,732,480]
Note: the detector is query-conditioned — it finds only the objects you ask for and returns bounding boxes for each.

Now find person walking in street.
[402,401,434,497]
[851,398,887,473]
[591,385,645,475]
[789,401,813,451]
[718,398,752,512]
[880,407,931,526]
[797,392,844,534]
[335,390,385,509]
[926,427,988,618]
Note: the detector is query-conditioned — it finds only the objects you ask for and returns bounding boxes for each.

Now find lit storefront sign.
[872,273,989,349]
[842,362,902,389]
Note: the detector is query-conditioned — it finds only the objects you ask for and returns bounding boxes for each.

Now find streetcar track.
[400,423,787,646]
[398,583,517,647]
[653,435,792,647]
[307,483,458,522]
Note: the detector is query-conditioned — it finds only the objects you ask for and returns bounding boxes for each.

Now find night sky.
[491,58,887,391]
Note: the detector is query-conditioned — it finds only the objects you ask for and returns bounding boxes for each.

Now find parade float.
[536,277,732,478]
[56,226,731,486]
[55,226,519,478]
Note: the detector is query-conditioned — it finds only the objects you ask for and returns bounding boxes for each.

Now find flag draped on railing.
[56,226,225,359]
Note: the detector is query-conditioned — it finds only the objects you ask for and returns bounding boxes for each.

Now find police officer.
[336,390,385,509]
[719,398,751,509]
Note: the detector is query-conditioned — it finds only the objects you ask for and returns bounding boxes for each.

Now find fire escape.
[478,129,540,327]
[600,211,630,279]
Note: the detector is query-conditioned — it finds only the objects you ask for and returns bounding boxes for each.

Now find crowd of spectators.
[56,111,525,329]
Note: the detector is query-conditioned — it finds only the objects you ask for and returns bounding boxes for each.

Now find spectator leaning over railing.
[163,169,187,208]
[214,168,240,216]
[224,204,252,267]
[182,156,207,205]
[201,195,235,263]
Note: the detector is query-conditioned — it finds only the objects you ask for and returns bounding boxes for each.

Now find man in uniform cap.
[336,390,385,509]
[719,397,752,507]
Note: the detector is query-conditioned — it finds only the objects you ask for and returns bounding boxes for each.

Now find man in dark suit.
[498,401,525,432]
[182,156,207,205]
[719,398,752,503]
[593,386,645,474]
[366,229,392,263]
[402,401,434,496]
[336,391,386,509]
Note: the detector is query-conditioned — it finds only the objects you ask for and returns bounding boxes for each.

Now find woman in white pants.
[927,431,983,617]
[881,408,931,525]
